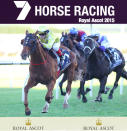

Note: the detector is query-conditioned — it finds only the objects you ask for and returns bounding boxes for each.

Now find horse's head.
[60,32,74,49]
[21,30,38,60]
[84,37,97,60]
[60,32,69,47]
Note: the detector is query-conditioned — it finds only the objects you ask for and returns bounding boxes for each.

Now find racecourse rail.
[0,61,126,102]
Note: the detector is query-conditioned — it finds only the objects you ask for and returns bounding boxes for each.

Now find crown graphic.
[25,119,31,126]
[96,119,102,126]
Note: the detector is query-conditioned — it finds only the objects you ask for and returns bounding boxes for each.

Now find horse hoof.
[95,98,102,102]
[63,104,68,109]
[25,110,31,116]
[82,97,87,103]
[104,87,110,94]
[41,111,48,113]
[61,92,66,96]
[99,98,102,102]
[42,107,49,113]
[108,95,113,99]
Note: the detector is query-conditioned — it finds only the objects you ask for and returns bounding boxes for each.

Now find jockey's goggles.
[39,33,46,36]
[39,30,49,36]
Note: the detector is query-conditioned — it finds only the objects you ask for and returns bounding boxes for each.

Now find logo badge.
[25,118,31,126]
[96,119,102,126]
[14,1,31,20]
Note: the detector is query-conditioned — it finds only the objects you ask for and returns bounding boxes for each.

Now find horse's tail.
[121,69,127,79]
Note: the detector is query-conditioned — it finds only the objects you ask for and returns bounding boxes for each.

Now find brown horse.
[21,31,77,115]
[60,32,90,102]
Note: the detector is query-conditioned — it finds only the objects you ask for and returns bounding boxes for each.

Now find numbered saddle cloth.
[105,47,122,69]
[110,48,122,62]
[60,49,71,72]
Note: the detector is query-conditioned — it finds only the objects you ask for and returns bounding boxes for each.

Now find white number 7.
[14,1,31,20]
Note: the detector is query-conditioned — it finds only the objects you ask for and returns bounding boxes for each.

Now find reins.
[30,57,47,66]
[30,37,47,66]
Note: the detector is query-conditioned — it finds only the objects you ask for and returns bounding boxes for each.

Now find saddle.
[104,47,122,70]
[41,44,71,73]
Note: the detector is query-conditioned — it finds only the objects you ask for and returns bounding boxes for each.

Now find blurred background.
[0,24,127,88]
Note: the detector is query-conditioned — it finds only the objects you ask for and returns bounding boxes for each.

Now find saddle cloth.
[104,47,122,69]
[60,48,71,72]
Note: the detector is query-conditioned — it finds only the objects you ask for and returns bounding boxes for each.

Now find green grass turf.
[0,86,127,117]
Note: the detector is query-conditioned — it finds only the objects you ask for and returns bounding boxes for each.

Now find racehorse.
[60,32,91,102]
[21,30,77,115]
[80,37,127,102]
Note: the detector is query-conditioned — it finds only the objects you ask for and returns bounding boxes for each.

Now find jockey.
[93,33,110,50]
[69,27,87,53]
[93,32,115,65]
[38,26,62,72]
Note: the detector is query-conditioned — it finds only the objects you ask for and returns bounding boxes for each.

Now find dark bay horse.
[80,37,127,102]
[21,31,77,115]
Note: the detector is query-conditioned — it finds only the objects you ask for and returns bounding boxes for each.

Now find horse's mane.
[93,44,110,67]
[36,38,47,61]
[67,35,74,49]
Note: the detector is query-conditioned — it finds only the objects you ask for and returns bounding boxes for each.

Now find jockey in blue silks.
[69,27,87,53]
[95,33,110,52]
[93,33,116,66]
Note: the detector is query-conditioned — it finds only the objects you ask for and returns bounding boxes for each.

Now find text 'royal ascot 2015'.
[79,18,115,23]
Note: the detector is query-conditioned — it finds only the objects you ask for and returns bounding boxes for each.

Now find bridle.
[84,37,97,55]
[23,34,37,54]
[23,34,47,65]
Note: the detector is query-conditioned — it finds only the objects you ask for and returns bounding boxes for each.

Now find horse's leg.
[59,74,67,96]
[63,68,74,108]
[63,80,72,108]
[95,76,107,102]
[80,79,88,103]
[77,79,91,100]
[108,72,121,99]
[78,73,91,103]
[42,80,55,113]
[77,81,82,100]
[63,51,77,108]
[24,78,37,116]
